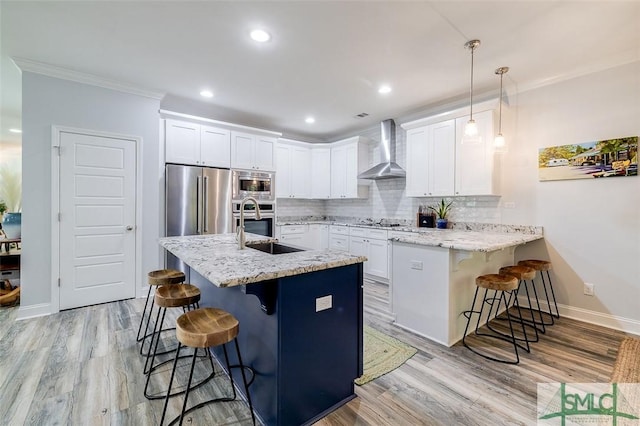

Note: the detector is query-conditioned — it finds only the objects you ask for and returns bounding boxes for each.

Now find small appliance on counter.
[417,206,435,228]
[418,213,435,228]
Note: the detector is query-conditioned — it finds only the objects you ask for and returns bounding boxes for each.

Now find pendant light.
[494,66,509,152]
[462,39,481,144]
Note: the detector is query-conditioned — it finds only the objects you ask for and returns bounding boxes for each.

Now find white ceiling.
[1,1,639,142]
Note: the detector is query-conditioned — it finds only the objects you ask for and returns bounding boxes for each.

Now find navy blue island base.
[190,263,364,426]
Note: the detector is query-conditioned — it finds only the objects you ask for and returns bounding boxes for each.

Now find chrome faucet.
[237,196,262,249]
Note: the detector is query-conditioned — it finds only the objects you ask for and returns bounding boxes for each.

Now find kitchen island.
[390,229,543,347]
[159,233,367,426]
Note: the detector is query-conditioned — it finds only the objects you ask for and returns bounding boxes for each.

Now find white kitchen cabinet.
[404,106,499,197]
[329,225,350,251]
[367,238,389,278]
[276,140,312,199]
[279,224,310,249]
[165,119,231,168]
[308,224,329,250]
[330,137,369,199]
[405,120,455,197]
[348,227,389,280]
[278,223,330,250]
[311,146,331,199]
[454,109,497,195]
[231,131,276,171]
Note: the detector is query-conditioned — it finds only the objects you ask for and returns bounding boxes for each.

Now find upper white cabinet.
[406,120,455,197]
[231,131,276,171]
[311,146,331,199]
[402,101,498,197]
[165,119,231,168]
[330,137,369,199]
[454,110,496,195]
[276,140,312,198]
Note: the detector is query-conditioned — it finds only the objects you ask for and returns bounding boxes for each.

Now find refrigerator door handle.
[196,176,202,233]
[203,176,209,233]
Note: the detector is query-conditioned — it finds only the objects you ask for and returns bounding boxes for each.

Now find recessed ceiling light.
[200,90,214,98]
[9,128,22,133]
[305,117,315,124]
[250,29,271,42]
[378,85,392,94]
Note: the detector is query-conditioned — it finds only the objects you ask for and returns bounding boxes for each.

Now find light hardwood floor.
[0,280,628,425]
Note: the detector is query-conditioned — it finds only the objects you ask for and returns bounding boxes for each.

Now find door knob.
[126,225,134,231]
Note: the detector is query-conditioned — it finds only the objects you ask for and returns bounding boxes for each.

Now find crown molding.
[12,57,165,100]
[514,54,640,95]
[159,109,282,137]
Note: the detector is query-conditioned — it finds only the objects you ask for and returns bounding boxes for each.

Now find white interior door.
[59,131,137,310]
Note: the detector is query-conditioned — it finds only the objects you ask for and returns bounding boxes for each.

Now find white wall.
[504,61,640,324]
[21,72,161,313]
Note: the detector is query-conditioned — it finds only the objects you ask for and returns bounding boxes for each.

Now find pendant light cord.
[498,71,503,133]
[469,47,474,121]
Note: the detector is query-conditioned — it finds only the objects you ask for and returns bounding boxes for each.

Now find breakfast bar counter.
[389,229,544,347]
[159,233,366,426]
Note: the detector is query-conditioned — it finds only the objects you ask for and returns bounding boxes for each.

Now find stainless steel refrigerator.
[165,164,232,279]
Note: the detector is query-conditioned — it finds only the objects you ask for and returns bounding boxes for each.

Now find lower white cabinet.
[349,227,389,280]
[279,224,310,249]
[329,225,350,251]
[308,224,329,250]
[278,223,390,280]
[277,224,329,250]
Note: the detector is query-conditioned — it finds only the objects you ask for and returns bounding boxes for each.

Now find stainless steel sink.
[246,242,305,255]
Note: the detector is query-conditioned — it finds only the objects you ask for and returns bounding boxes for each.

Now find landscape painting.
[538,136,638,181]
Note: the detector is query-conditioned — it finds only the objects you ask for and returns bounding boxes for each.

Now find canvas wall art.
[538,136,638,181]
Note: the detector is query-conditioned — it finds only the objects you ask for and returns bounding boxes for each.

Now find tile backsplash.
[278,193,503,226]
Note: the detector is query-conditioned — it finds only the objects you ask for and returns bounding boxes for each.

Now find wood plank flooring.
[0,280,628,425]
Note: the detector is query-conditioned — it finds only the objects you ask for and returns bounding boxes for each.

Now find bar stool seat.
[518,259,559,322]
[144,284,209,400]
[160,308,255,426]
[499,265,545,337]
[462,273,531,364]
[155,284,201,308]
[137,269,185,346]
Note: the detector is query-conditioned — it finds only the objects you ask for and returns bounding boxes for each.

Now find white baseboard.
[558,304,640,336]
[16,303,52,320]
[517,296,640,336]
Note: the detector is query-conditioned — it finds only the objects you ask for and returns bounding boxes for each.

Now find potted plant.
[0,200,6,222]
[428,199,453,229]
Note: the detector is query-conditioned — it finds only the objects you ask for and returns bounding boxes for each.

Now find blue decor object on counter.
[436,218,448,229]
[2,212,21,239]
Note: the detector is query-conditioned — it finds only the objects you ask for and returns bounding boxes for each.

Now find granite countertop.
[276,219,543,252]
[159,233,367,288]
[389,229,543,252]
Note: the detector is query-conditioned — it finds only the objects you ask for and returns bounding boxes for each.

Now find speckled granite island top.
[159,233,367,288]
[390,229,543,252]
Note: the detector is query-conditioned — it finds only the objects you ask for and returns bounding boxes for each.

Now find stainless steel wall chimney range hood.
[358,119,406,180]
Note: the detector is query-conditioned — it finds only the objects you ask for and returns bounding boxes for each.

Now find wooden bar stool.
[498,265,545,337]
[518,259,559,322]
[160,308,256,426]
[144,284,211,400]
[137,269,185,350]
[462,273,530,364]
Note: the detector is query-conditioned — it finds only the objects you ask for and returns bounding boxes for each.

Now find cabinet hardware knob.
[126,225,134,231]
